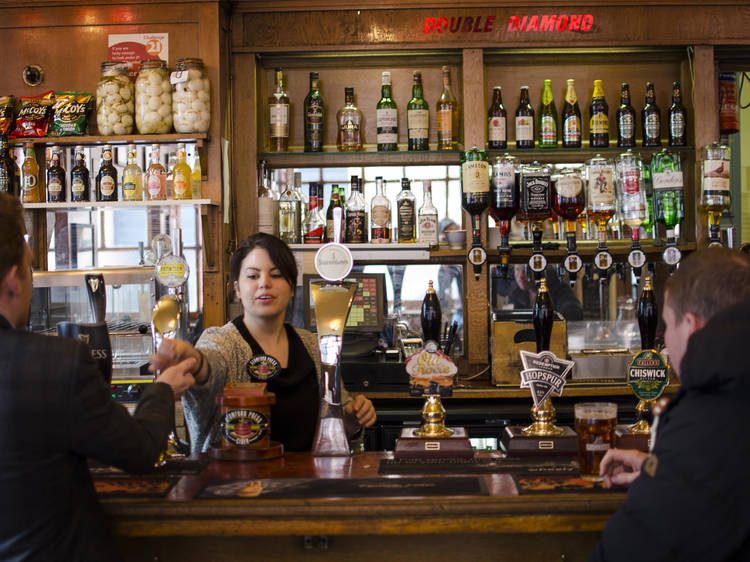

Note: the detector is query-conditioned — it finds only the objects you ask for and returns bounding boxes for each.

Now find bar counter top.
[103,451,625,561]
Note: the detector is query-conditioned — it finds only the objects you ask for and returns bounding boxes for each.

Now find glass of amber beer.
[575,402,618,481]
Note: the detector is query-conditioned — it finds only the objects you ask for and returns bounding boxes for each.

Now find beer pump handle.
[84,273,106,324]
[532,278,554,353]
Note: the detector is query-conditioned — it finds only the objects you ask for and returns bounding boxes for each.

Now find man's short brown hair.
[665,247,750,322]
[0,192,26,282]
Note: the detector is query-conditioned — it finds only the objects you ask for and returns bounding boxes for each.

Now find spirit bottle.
[589,79,609,148]
[122,144,143,201]
[538,79,558,148]
[303,182,325,244]
[700,142,730,246]
[46,146,66,202]
[345,175,367,243]
[326,186,345,242]
[490,153,519,277]
[552,167,585,284]
[396,177,417,243]
[561,79,582,148]
[0,136,19,197]
[370,176,391,243]
[616,150,648,274]
[145,144,166,201]
[642,81,661,147]
[407,71,429,151]
[21,143,41,203]
[268,68,289,152]
[304,71,325,152]
[337,87,363,151]
[436,66,459,150]
[652,149,684,240]
[279,170,302,244]
[668,81,687,147]
[461,146,490,279]
[417,180,439,246]
[616,82,636,148]
[96,145,118,202]
[376,71,398,151]
[487,86,507,150]
[172,143,192,200]
[515,86,534,149]
[257,160,279,236]
[519,161,552,278]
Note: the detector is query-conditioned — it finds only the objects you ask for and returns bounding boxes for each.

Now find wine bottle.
[589,79,609,148]
[668,81,687,147]
[642,81,661,148]
[616,82,636,148]
[376,71,398,152]
[538,79,558,148]
[304,71,325,152]
[407,71,430,151]
[515,86,535,149]
[561,79,582,148]
[487,86,507,150]
[420,280,442,345]
[436,66,459,150]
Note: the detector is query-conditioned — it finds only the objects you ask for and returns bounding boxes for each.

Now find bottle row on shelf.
[0,138,203,203]
[265,65,688,153]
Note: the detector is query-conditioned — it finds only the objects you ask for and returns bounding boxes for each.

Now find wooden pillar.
[461,48,489,366]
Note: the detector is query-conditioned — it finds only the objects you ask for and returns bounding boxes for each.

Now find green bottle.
[652,149,684,240]
[376,71,398,151]
[407,71,430,151]
[538,79,558,148]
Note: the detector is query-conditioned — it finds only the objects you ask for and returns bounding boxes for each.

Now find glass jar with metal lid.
[96,62,134,136]
[172,58,211,133]
[517,161,552,224]
[135,60,173,134]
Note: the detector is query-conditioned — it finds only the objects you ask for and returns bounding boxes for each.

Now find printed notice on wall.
[108,33,169,75]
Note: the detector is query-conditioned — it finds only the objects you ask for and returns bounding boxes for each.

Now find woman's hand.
[344,394,377,428]
[150,339,209,384]
[599,448,648,488]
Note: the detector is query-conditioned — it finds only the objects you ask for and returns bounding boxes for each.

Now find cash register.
[302,272,406,390]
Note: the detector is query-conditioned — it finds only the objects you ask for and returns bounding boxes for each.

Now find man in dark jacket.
[590,248,750,561]
[0,192,197,561]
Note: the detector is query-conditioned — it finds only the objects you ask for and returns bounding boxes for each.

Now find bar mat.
[513,474,617,495]
[196,477,488,499]
[378,457,577,476]
[94,476,179,498]
[89,458,208,477]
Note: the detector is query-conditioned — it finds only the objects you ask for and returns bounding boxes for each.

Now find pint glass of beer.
[575,402,618,481]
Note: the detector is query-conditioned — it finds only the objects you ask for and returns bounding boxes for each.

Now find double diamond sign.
[519,350,575,408]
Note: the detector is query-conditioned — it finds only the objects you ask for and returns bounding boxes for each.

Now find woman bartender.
[152,233,377,454]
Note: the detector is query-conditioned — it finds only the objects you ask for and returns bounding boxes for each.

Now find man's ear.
[683,311,705,335]
[0,265,20,298]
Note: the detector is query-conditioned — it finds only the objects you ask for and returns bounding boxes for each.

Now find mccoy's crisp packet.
[49,92,93,136]
[10,90,54,138]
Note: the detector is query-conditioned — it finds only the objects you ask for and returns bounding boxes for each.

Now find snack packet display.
[49,92,93,136]
[0,96,15,136]
[10,91,54,138]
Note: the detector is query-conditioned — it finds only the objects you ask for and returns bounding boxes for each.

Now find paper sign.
[108,33,169,75]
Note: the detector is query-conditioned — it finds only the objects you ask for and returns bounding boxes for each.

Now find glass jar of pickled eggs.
[96,62,135,136]
[135,60,173,134]
[171,58,211,133]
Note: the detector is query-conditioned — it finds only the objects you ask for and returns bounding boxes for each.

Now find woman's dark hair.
[230,233,297,289]
[0,193,26,282]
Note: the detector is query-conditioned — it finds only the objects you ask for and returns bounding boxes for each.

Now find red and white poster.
[108,33,169,75]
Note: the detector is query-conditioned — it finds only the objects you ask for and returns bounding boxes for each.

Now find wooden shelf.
[289,242,432,263]
[8,133,209,147]
[23,198,219,210]
[487,145,694,163]
[258,149,462,168]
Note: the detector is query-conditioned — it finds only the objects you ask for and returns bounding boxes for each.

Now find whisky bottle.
[370,176,391,243]
[304,71,325,152]
[172,143,192,200]
[642,81,661,148]
[268,68,290,152]
[538,79,558,148]
[487,86,507,150]
[589,79,609,148]
[420,280,442,344]
[396,177,417,243]
[345,175,367,243]
[407,71,430,151]
[616,83,636,148]
[561,79,582,148]
[96,145,118,202]
[336,87,363,151]
[122,144,143,201]
[417,180,439,246]
[46,147,66,203]
[376,71,398,151]
[70,145,90,202]
[21,143,41,203]
[668,81,687,147]
[436,66,459,150]
[145,144,166,201]
[515,86,534,149]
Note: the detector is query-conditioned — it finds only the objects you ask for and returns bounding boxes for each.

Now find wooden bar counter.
[105,451,625,561]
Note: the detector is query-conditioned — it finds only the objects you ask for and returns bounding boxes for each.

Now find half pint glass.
[575,402,617,481]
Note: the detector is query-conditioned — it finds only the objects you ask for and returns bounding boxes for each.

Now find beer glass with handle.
[575,402,618,481]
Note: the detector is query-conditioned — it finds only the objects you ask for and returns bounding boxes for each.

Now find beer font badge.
[627,350,669,401]
[467,245,487,267]
[156,254,189,288]
[222,409,270,446]
[314,243,353,281]
[528,252,548,273]
[520,350,574,408]
[628,248,647,269]
[662,245,682,266]
[246,355,281,382]
[595,250,614,271]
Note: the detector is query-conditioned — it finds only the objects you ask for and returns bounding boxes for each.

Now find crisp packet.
[0,96,15,136]
[10,90,54,138]
[49,92,93,136]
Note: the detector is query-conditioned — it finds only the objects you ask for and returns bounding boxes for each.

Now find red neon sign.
[422,14,595,34]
